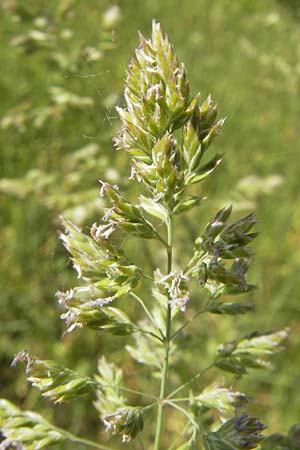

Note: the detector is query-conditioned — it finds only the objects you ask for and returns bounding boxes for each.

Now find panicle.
[11,350,95,403]
[0,399,66,449]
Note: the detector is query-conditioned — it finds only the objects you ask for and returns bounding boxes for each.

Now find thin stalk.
[144,402,159,411]
[143,273,154,281]
[167,363,214,400]
[59,405,159,450]
[183,251,208,276]
[138,435,146,450]
[165,401,199,431]
[153,304,171,450]
[170,308,206,341]
[153,216,173,450]
[152,227,169,249]
[143,240,159,274]
[131,292,164,339]
[167,420,190,450]
[53,427,113,450]
[98,382,158,401]
[183,253,198,275]
[135,326,164,343]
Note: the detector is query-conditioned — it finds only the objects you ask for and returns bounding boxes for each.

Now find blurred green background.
[1,0,300,448]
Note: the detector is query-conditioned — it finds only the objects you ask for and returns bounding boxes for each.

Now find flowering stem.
[170,307,207,341]
[138,435,146,450]
[135,326,164,343]
[131,292,164,339]
[98,382,158,401]
[165,400,200,431]
[167,363,215,400]
[167,420,190,450]
[53,427,114,450]
[153,215,173,450]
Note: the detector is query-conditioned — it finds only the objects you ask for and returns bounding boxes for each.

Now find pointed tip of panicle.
[152,19,160,31]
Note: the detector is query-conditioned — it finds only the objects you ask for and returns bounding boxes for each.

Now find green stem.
[55,428,113,450]
[139,435,146,450]
[135,326,164,343]
[167,420,190,450]
[165,401,199,430]
[144,402,159,411]
[167,363,214,400]
[183,251,207,276]
[170,307,206,341]
[131,292,164,339]
[153,216,173,450]
[143,273,154,281]
[98,382,158,401]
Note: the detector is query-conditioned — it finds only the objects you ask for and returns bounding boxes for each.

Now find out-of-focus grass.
[1,0,300,445]
[0,0,125,442]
